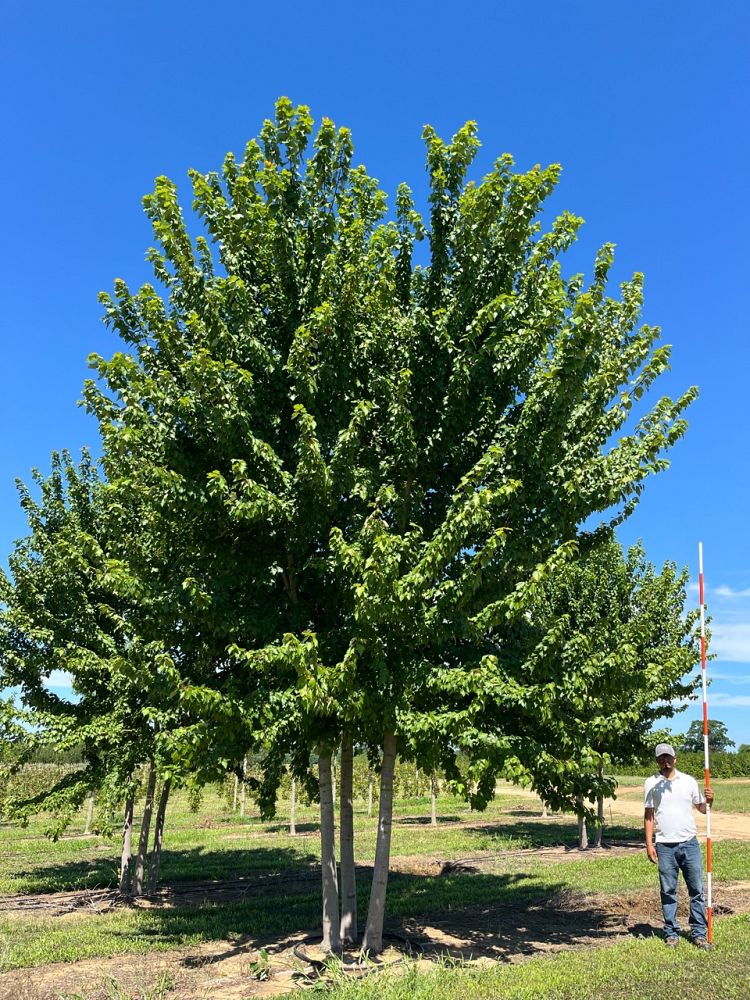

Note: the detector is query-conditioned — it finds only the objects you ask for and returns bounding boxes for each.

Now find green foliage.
[247,947,271,981]
[509,537,700,813]
[79,99,695,815]
[681,718,735,753]
[612,750,750,780]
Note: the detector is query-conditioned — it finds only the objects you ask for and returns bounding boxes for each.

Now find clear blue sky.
[2,2,748,748]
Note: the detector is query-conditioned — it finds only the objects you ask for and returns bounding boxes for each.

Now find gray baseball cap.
[655,743,676,758]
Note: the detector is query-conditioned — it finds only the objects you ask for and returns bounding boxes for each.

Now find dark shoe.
[692,938,712,951]
[665,937,679,947]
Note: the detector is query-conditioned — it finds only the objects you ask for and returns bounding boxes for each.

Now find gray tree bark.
[361,731,397,955]
[148,778,171,893]
[290,776,297,836]
[134,762,157,896]
[430,768,437,827]
[84,793,95,835]
[593,760,605,848]
[232,773,239,812]
[240,756,248,818]
[577,797,588,850]
[119,795,135,895]
[318,750,341,955]
[339,735,357,944]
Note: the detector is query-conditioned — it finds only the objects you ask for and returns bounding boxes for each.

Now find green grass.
[301,915,750,1000]
[3,836,750,971]
[1,780,748,976]
[1,784,631,895]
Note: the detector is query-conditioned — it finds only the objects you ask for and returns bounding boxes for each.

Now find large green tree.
[82,99,695,952]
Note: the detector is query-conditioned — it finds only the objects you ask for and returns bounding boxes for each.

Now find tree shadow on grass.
[2,844,319,897]
[161,868,637,970]
[460,818,642,849]
[261,821,319,835]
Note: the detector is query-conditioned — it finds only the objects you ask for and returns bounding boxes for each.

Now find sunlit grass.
[299,915,750,1000]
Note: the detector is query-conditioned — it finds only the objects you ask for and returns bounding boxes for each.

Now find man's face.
[657,753,676,774]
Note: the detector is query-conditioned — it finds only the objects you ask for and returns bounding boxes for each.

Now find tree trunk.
[240,756,247,819]
[361,731,397,955]
[119,795,135,896]
[290,776,297,836]
[340,735,357,944]
[593,792,604,848]
[593,758,605,848]
[232,773,239,812]
[318,750,341,955]
[134,762,157,896]
[84,793,95,835]
[577,797,588,850]
[367,769,373,817]
[148,778,171,893]
[430,768,437,827]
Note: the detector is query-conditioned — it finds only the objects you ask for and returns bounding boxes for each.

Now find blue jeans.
[655,837,707,940]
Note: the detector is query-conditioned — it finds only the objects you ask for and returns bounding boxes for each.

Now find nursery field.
[1,778,750,999]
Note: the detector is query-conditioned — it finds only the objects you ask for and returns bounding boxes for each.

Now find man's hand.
[705,788,715,806]
[646,844,658,864]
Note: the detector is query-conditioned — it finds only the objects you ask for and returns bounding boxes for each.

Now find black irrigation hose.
[293,930,423,981]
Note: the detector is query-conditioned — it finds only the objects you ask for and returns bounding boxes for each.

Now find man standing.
[644,742,715,948]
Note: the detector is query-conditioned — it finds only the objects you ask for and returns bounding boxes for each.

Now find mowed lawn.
[1,778,749,997]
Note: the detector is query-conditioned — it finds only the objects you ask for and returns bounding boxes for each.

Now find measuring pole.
[698,542,713,943]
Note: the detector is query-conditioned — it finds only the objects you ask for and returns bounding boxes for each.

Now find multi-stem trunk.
[149,778,171,894]
[361,731,397,955]
[318,749,341,955]
[339,734,357,944]
[84,793,95,835]
[290,776,297,836]
[119,795,135,896]
[430,768,437,827]
[134,761,157,896]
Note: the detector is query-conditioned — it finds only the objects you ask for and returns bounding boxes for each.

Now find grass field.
[1,778,749,996]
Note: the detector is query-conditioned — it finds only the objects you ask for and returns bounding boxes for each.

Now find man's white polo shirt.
[643,769,705,843]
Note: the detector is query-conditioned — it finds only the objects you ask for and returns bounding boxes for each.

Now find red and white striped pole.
[698,541,713,943]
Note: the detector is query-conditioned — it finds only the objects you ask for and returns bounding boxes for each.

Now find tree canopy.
[682,718,735,754]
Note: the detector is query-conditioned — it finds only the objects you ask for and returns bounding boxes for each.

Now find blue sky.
[2,2,748,747]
